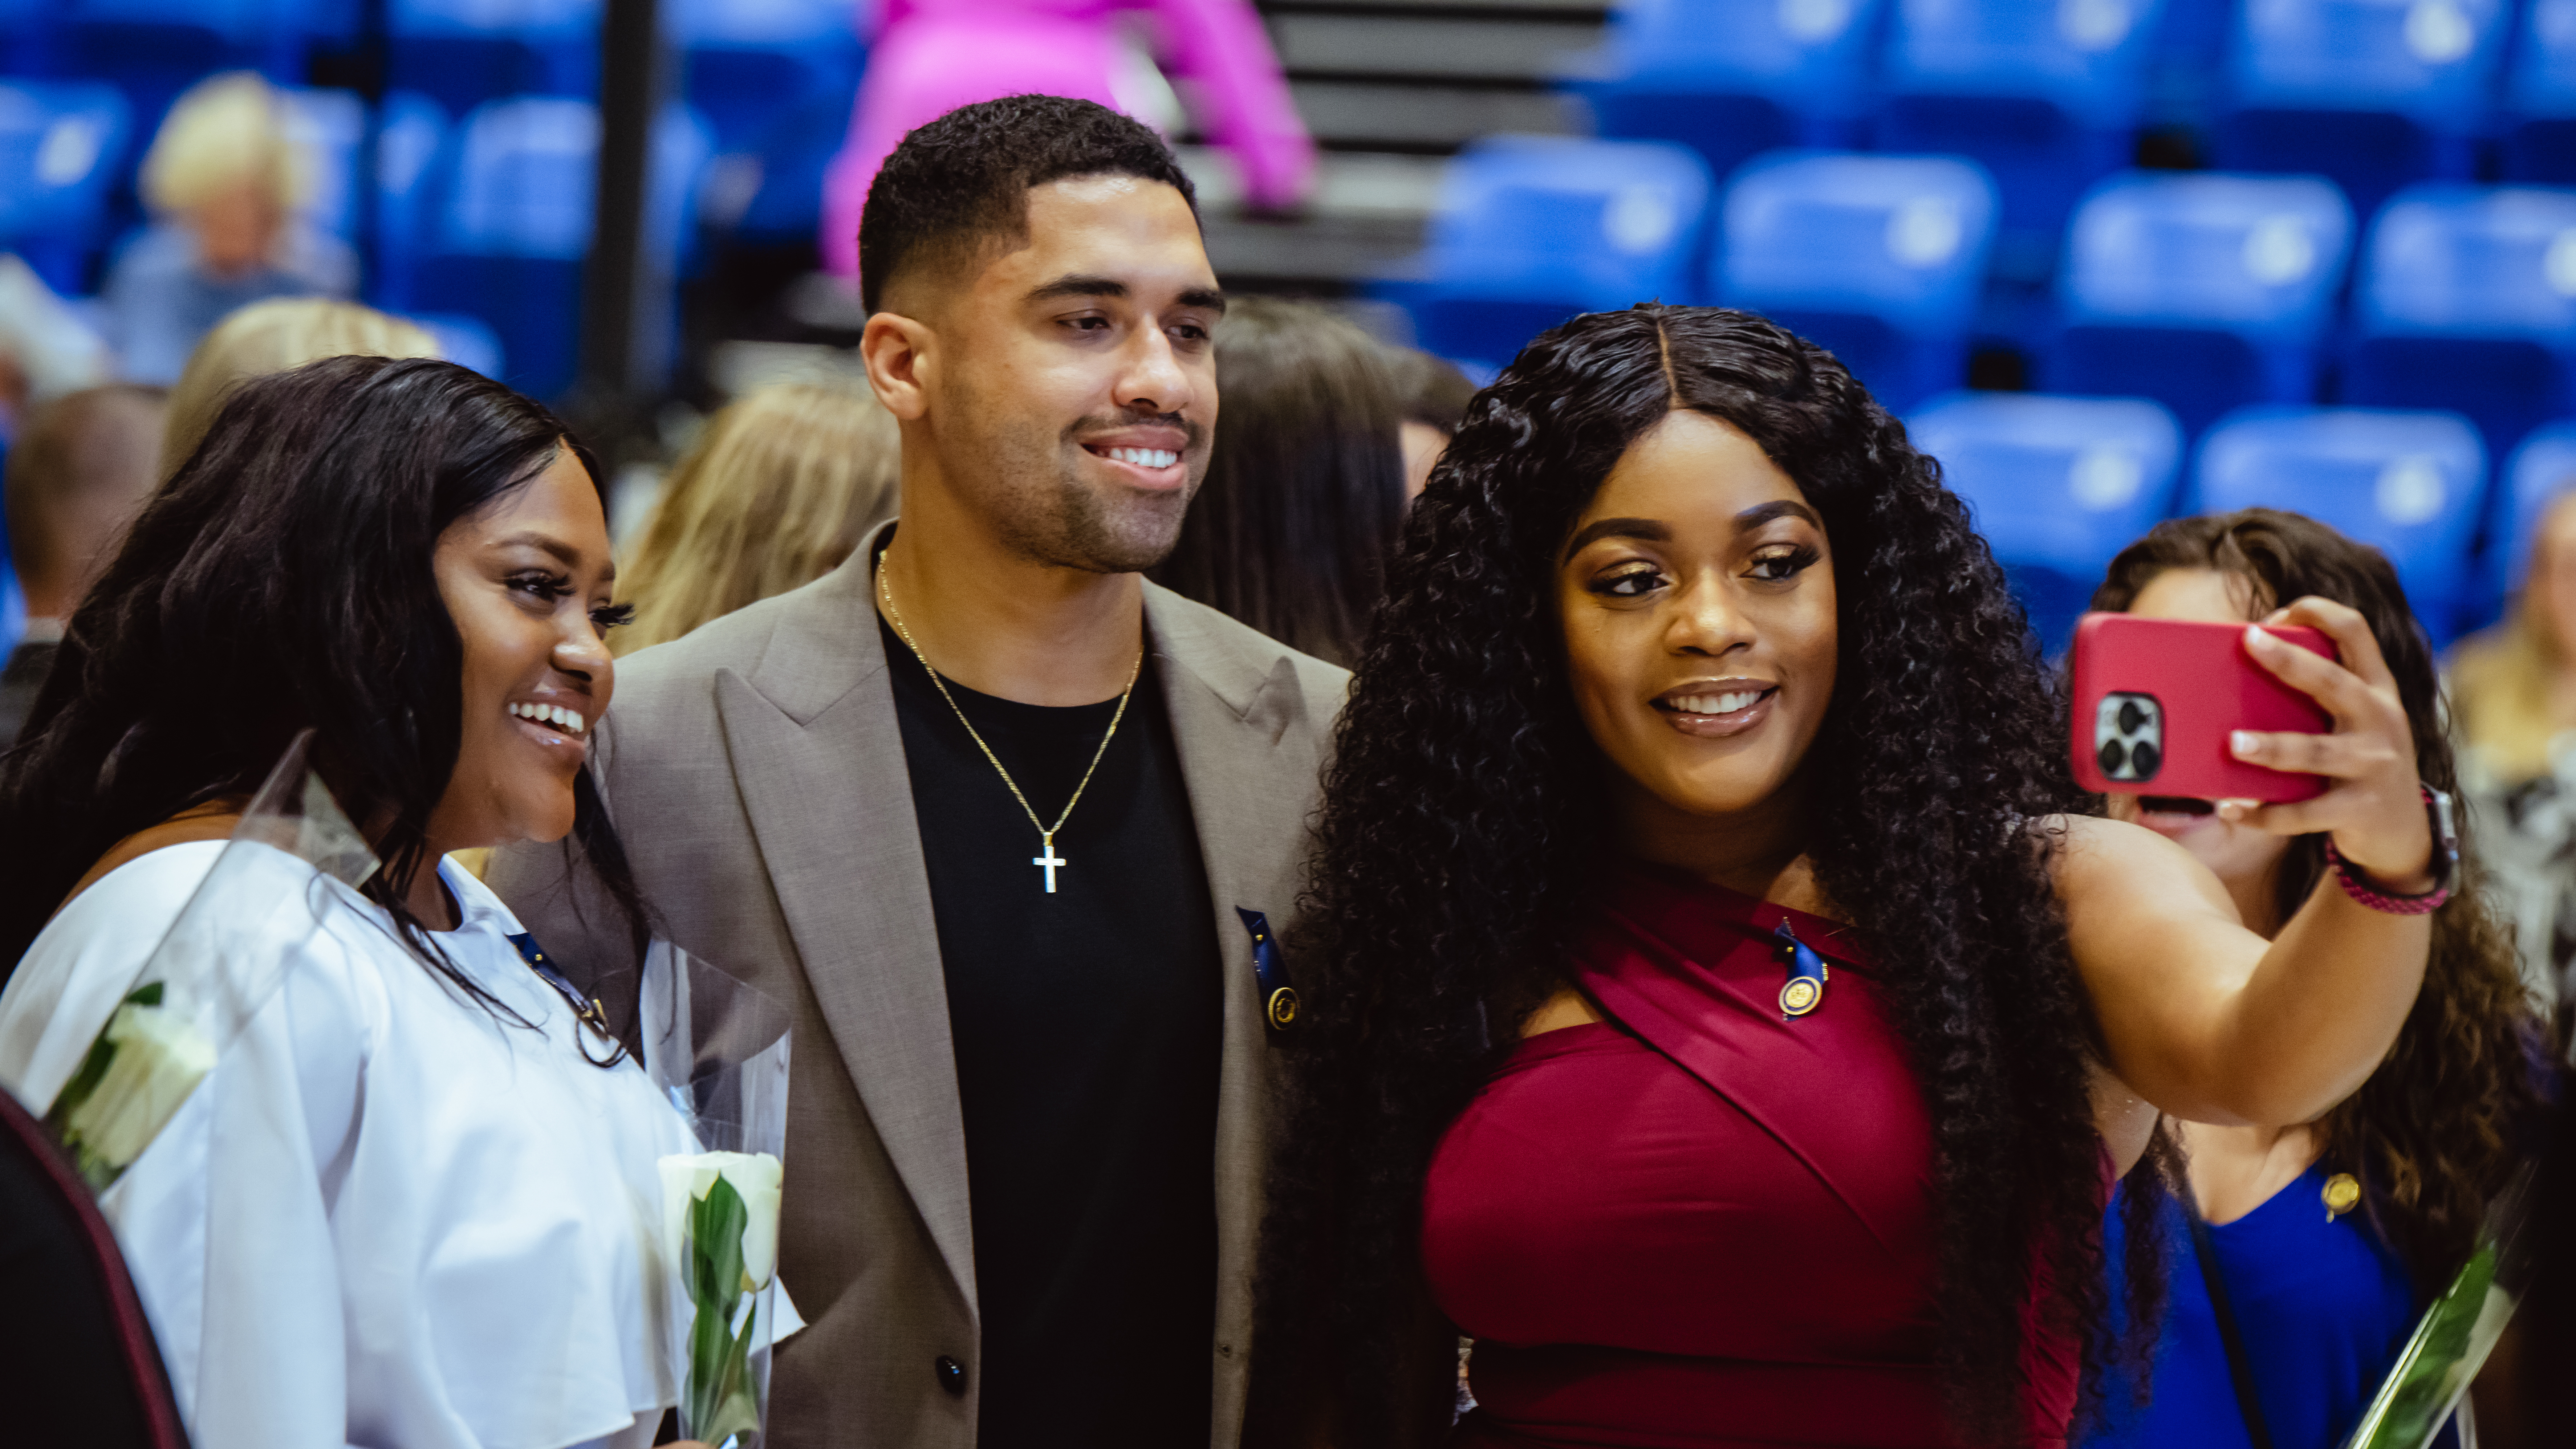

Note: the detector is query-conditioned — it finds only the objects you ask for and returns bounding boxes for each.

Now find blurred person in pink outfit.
[818,0,1315,277]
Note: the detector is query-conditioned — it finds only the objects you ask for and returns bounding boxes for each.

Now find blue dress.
[2083,1160,2455,1449]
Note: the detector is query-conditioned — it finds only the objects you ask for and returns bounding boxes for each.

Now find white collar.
[435,856,525,938]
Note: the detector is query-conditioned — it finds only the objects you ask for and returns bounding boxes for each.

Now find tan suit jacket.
[487,528,1346,1449]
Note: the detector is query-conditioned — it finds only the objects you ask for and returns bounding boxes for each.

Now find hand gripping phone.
[2068,612,2337,803]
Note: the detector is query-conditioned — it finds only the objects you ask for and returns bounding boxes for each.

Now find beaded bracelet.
[2321,786,2454,915]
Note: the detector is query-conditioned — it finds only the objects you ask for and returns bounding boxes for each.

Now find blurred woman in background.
[1384,345,1477,503]
[2082,509,2545,1449]
[613,379,900,655]
[1150,297,1406,667]
[2450,491,2576,1010]
[160,298,440,476]
[2454,491,2576,788]
[103,73,357,387]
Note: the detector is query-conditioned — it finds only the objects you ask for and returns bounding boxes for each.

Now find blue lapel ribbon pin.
[1236,908,1298,1031]
[1772,921,1829,1021]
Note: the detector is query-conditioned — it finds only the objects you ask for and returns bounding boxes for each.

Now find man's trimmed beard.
[961,378,1207,574]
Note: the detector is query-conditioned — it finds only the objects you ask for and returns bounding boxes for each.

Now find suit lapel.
[714,545,979,1316]
[1143,585,1321,1434]
[706,569,1320,1388]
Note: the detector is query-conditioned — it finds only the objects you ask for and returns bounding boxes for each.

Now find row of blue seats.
[0,0,857,276]
[1382,138,2576,459]
[0,78,717,396]
[1574,0,2576,237]
[0,0,860,100]
[372,91,715,397]
[1917,391,2568,650]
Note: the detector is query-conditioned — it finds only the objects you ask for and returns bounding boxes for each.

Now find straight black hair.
[0,355,650,1017]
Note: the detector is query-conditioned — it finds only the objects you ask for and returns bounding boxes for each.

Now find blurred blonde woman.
[104,73,358,386]
[162,299,441,475]
[2451,489,2576,1006]
[2454,490,2576,786]
[615,381,900,655]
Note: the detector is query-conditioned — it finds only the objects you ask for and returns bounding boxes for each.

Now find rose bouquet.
[643,942,792,1449]
[40,732,375,1192]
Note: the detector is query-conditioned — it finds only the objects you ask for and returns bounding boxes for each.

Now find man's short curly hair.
[857,94,1199,314]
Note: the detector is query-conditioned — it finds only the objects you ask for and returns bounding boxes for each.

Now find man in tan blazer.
[489,97,1345,1447]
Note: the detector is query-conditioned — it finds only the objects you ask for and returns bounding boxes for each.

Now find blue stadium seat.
[389,0,601,113]
[2190,405,2488,642]
[2505,0,2576,182]
[2215,0,2509,217]
[0,568,21,663]
[414,311,504,378]
[0,0,56,76]
[669,0,861,243]
[0,80,130,294]
[1563,0,1882,184]
[392,95,711,398]
[59,0,307,149]
[2344,183,2576,459]
[1378,135,1713,374]
[2490,422,2576,617]
[1874,0,2163,262]
[2042,171,2352,434]
[415,95,594,396]
[2148,0,2234,119]
[1910,391,2185,654]
[283,87,365,243]
[368,90,450,318]
[1715,150,1997,411]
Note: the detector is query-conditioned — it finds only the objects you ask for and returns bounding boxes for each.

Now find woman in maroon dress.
[1252,308,2450,1449]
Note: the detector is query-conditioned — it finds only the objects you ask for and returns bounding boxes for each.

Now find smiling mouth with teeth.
[509,701,587,736]
[1097,445,1181,469]
[1659,688,1775,716]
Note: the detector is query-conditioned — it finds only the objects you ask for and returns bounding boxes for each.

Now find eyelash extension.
[1589,565,1663,597]
[1752,544,1823,578]
[591,603,636,630]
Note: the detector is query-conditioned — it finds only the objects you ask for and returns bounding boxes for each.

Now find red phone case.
[2068,613,2337,802]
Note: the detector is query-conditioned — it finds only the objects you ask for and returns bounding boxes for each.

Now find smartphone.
[2068,612,2337,803]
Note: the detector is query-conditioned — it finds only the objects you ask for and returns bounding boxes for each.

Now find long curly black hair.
[2096,510,2549,1290]
[1255,306,2173,1445]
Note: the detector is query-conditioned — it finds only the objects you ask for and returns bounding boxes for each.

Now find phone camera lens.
[2117,700,2146,736]
[2098,739,2129,778]
[2130,741,2160,779]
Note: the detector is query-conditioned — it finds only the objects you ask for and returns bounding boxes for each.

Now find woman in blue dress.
[2080,509,2549,1449]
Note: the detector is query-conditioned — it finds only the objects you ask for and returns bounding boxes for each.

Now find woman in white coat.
[0,355,753,1449]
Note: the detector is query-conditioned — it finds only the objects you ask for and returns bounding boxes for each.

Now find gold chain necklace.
[877,557,1142,894]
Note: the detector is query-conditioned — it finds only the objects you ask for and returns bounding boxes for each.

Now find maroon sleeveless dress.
[1419,867,2079,1449]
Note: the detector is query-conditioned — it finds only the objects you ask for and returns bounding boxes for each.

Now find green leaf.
[2348,1243,2502,1448]
[690,1175,750,1309]
[680,1175,763,1445]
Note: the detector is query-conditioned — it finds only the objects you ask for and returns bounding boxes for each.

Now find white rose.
[658,1150,784,1294]
[63,1002,216,1173]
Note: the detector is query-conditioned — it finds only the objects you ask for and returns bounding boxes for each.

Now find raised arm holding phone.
[2077,510,2543,1449]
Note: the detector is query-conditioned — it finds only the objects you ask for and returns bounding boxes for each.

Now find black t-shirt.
[881,615,1223,1448]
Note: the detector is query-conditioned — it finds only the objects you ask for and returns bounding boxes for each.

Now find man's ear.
[861,310,936,423]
